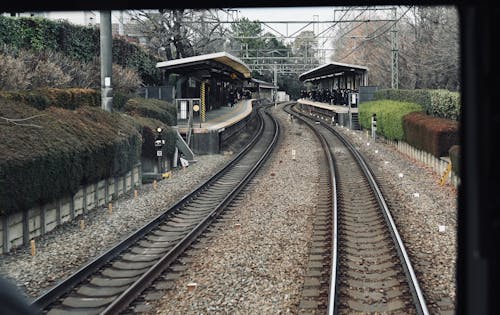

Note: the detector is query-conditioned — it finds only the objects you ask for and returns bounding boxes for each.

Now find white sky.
[40,6,388,59]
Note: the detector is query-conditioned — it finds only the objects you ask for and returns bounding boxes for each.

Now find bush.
[374,88,461,121]
[124,98,177,126]
[0,99,142,215]
[359,100,423,141]
[0,88,100,110]
[0,15,161,86]
[403,112,460,157]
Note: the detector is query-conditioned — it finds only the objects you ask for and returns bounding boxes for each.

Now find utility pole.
[391,7,399,89]
[273,64,278,107]
[100,11,113,112]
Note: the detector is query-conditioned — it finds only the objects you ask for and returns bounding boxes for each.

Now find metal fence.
[359,86,379,103]
[137,85,175,103]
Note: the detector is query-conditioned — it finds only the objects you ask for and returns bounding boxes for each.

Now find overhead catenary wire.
[337,6,413,62]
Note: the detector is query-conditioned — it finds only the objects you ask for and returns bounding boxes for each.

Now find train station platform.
[297,98,355,114]
[176,99,257,155]
[297,98,360,129]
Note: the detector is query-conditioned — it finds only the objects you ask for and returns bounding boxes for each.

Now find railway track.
[285,103,429,315]
[32,105,279,315]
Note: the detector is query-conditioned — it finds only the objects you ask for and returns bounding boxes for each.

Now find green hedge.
[0,88,100,110]
[124,98,177,126]
[374,89,460,121]
[0,100,141,215]
[359,100,423,141]
[403,112,460,157]
[0,16,161,85]
[0,88,137,112]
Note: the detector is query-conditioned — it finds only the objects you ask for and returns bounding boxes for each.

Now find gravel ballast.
[150,105,322,314]
[0,154,233,300]
[0,103,457,315]
[333,124,457,314]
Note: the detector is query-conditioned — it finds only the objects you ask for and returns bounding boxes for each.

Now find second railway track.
[32,105,279,315]
[285,103,429,315]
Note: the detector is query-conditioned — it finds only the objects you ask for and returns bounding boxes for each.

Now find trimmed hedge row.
[0,88,100,110]
[0,99,142,215]
[359,100,423,141]
[0,15,162,86]
[374,89,460,121]
[124,98,177,126]
[0,88,135,112]
[402,112,460,157]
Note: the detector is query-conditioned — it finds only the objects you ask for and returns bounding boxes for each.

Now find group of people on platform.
[300,88,358,106]
[227,87,252,107]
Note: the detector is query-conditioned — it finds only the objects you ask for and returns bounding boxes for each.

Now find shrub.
[0,16,161,86]
[124,98,177,126]
[403,112,460,157]
[0,100,142,215]
[374,88,461,121]
[0,88,100,110]
[0,53,31,90]
[359,100,423,141]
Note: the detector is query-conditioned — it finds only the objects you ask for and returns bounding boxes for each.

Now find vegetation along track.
[32,105,279,315]
[285,103,429,315]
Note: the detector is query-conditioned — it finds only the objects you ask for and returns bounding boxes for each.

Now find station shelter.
[244,78,279,101]
[298,62,369,130]
[156,52,256,155]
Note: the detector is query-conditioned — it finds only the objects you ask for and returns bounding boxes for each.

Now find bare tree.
[330,6,459,90]
[128,9,229,60]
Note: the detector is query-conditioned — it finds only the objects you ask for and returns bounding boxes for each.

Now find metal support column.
[100,11,113,111]
[391,7,399,89]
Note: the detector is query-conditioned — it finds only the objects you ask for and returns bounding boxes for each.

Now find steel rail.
[31,104,272,312]
[102,108,280,314]
[289,103,429,315]
[283,103,339,315]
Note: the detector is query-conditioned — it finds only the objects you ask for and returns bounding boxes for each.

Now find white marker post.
[371,113,377,140]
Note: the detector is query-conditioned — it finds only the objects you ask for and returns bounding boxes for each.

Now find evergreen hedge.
[0,15,162,86]
[374,88,460,121]
[402,112,460,158]
[0,88,100,110]
[0,99,142,216]
[359,100,423,141]
[124,98,177,126]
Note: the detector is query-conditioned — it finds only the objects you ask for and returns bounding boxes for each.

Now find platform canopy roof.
[156,52,252,81]
[298,62,368,82]
[250,78,278,89]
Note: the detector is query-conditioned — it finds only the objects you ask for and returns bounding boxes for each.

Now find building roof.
[298,62,368,82]
[251,78,278,89]
[156,52,252,80]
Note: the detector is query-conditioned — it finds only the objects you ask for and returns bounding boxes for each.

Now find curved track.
[32,105,279,315]
[285,103,428,315]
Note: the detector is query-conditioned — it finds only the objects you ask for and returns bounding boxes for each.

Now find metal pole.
[391,7,399,89]
[273,64,278,107]
[100,11,113,112]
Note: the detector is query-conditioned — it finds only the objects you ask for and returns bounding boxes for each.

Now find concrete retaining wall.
[0,164,141,254]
